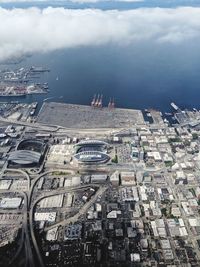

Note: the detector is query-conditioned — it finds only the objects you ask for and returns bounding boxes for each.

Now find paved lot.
[37,102,144,129]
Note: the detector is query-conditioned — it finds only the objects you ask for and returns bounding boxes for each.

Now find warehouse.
[0,180,12,190]
[39,194,64,208]
[0,197,22,209]
[121,172,136,186]
[91,174,108,183]
[34,212,57,222]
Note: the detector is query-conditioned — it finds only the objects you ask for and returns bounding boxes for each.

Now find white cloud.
[0,6,200,62]
[69,0,143,3]
[0,0,144,3]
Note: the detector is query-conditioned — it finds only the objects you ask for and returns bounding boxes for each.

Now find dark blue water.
[1,1,200,112]
[1,40,200,112]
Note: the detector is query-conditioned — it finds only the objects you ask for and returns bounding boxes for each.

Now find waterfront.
[1,42,200,113]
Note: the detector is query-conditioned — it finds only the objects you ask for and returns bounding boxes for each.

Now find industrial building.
[0,197,22,209]
[11,180,28,191]
[91,174,108,183]
[0,180,12,190]
[120,171,136,186]
[110,171,119,186]
[39,194,64,208]
[46,227,58,241]
[34,212,57,222]
[64,176,81,187]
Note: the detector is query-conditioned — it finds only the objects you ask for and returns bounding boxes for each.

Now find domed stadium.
[8,139,47,167]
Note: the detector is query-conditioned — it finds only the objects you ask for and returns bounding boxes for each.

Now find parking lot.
[117,144,132,164]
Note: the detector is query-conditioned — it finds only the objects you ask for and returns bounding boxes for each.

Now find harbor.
[0,66,49,97]
[0,102,38,122]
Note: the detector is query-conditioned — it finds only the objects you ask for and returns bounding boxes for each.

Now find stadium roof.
[74,151,110,163]
[8,150,42,165]
[75,140,108,146]
[17,138,45,152]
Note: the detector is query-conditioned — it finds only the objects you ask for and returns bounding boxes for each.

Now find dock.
[37,102,145,129]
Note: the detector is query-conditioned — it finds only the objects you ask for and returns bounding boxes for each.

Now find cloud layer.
[0,6,200,62]
[69,0,143,3]
[0,0,143,2]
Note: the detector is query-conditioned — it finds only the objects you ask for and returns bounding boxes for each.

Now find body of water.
[1,42,200,112]
[1,1,200,112]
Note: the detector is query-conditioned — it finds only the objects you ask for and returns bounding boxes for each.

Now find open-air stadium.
[74,151,110,164]
[8,139,47,167]
[75,140,108,153]
[37,102,145,129]
[73,139,110,164]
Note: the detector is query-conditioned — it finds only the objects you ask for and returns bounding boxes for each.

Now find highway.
[28,169,75,208]
[29,182,107,267]
[0,115,137,136]
[0,116,59,132]
[26,167,108,267]
[0,159,167,267]
[0,169,51,267]
[45,186,107,231]
[0,189,33,267]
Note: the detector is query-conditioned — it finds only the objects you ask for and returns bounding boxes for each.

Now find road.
[26,168,108,267]
[0,190,33,267]
[0,116,59,132]
[5,168,31,191]
[162,165,200,262]
[0,116,134,135]
[29,181,107,267]
[45,186,107,231]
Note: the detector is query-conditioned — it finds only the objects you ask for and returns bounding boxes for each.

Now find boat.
[171,102,179,111]
[32,102,38,109]
[43,84,49,90]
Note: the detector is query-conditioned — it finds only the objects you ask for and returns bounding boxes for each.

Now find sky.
[0,1,199,63]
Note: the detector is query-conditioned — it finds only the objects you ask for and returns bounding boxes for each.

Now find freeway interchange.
[0,168,109,267]
[1,103,200,267]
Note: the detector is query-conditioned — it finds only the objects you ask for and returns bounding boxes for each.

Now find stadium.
[8,139,47,167]
[74,140,110,164]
